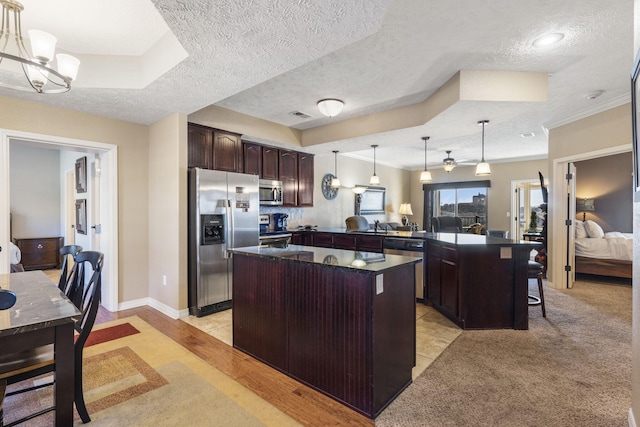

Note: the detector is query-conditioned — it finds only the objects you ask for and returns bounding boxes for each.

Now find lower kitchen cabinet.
[13,237,63,270]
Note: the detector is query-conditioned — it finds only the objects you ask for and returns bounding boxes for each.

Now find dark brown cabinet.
[188,123,314,206]
[261,146,279,180]
[13,237,63,270]
[242,142,262,176]
[187,123,242,173]
[312,232,334,248]
[333,234,357,250]
[211,129,242,172]
[297,152,314,207]
[356,235,384,253]
[187,124,213,169]
[426,241,459,320]
[291,232,314,246]
[279,150,298,206]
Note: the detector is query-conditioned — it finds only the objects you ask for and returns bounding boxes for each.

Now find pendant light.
[369,145,380,185]
[420,136,432,183]
[475,120,491,176]
[331,150,341,187]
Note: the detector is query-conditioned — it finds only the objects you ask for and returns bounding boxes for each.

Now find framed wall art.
[355,186,386,215]
[75,199,87,235]
[75,156,87,193]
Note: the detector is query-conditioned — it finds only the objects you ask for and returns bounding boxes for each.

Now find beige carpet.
[375,279,632,427]
[2,316,300,426]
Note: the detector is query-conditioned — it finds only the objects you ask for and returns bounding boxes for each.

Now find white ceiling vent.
[290,111,312,119]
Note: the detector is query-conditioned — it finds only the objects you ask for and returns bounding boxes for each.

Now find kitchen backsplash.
[259,206,305,228]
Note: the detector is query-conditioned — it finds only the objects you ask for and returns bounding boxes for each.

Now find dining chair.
[432,216,463,232]
[57,244,83,296]
[0,251,104,425]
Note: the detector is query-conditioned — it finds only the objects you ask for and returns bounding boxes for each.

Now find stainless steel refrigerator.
[188,168,259,317]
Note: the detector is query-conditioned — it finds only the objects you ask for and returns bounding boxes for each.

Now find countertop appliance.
[259,179,283,206]
[383,237,424,300]
[271,213,288,232]
[188,168,259,317]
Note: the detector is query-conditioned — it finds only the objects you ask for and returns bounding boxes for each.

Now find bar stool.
[528,260,546,317]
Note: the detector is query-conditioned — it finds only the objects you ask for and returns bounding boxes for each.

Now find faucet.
[374,220,380,232]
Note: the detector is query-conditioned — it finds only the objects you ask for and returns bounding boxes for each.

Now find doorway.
[0,129,119,311]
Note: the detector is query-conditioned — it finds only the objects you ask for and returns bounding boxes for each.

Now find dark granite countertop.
[0,271,81,337]
[230,244,422,273]
[289,227,541,247]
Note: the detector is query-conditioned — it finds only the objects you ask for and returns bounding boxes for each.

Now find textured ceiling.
[0,0,632,171]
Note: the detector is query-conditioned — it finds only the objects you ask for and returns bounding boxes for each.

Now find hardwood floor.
[96,305,374,426]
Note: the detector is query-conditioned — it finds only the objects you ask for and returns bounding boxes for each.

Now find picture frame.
[75,156,87,193]
[75,199,87,235]
[631,48,640,193]
[356,186,386,214]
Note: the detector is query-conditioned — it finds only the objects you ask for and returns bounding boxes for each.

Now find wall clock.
[321,173,339,200]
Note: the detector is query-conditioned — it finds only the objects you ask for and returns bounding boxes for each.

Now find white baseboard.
[118,297,187,320]
[630,408,637,427]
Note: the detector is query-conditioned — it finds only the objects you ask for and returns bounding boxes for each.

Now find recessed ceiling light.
[532,32,564,48]
[521,132,535,138]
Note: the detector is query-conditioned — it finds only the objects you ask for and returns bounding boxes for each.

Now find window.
[423,180,491,231]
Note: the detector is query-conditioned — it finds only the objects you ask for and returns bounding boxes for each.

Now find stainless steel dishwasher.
[383,237,425,300]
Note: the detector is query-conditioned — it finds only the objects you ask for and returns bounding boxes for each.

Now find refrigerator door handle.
[225,199,232,258]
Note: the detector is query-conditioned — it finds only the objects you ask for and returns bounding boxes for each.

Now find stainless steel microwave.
[259,179,283,206]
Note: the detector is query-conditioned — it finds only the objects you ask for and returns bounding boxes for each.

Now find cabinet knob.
[37,244,43,249]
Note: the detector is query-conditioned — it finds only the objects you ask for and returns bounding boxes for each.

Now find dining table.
[0,270,81,426]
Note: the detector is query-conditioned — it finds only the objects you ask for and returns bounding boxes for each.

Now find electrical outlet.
[162,275,167,286]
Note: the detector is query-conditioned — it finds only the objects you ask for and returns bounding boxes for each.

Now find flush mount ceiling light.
[442,150,456,173]
[317,99,344,117]
[585,90,604,100]
[532,32,564,48]
[0,0,80,93]
[331,150,341,188]
[420,136,432,183]
[475,120,491,176]
[369,144,380,185]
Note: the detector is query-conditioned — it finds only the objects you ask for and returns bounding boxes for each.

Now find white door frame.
[550,144,630,289]
[0,129,119,312]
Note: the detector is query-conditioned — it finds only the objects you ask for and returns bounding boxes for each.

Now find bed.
[10,241,24,273]
[574,220,632,279]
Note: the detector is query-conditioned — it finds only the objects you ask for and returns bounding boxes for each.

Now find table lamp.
[399,203,413,226]
[576,198,595,222]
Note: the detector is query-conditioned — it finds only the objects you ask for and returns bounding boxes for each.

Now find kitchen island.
[230,245,421,419]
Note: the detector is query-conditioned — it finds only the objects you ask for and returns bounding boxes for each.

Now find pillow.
[584,220,604,238]
[574,221,588,239]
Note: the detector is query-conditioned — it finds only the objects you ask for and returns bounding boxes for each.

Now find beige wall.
[301,153,410,229]
[148,113,188,311]
[547,104,632,286]
[408,160,548,232]
[0,95,150,303]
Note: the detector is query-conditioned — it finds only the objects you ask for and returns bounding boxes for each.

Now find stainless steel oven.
[259,233,292,247]
[259,179,283,206]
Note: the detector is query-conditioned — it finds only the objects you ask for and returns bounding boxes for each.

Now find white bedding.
[9,241,21,264]
[575,232,633,261]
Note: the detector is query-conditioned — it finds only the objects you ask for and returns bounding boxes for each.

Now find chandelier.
[0,0,80,93]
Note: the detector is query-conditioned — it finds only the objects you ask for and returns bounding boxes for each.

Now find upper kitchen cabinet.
[188,123,243,173]
[242,141,262,177]
[279,149,298,206]
[187,123,213,169]
[212,129,243,172]
[297,152,314,207]
[261,146,279,180]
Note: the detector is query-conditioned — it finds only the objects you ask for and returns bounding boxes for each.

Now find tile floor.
[182,303,462,380]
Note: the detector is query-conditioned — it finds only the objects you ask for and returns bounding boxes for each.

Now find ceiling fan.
[441,150,476,172]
